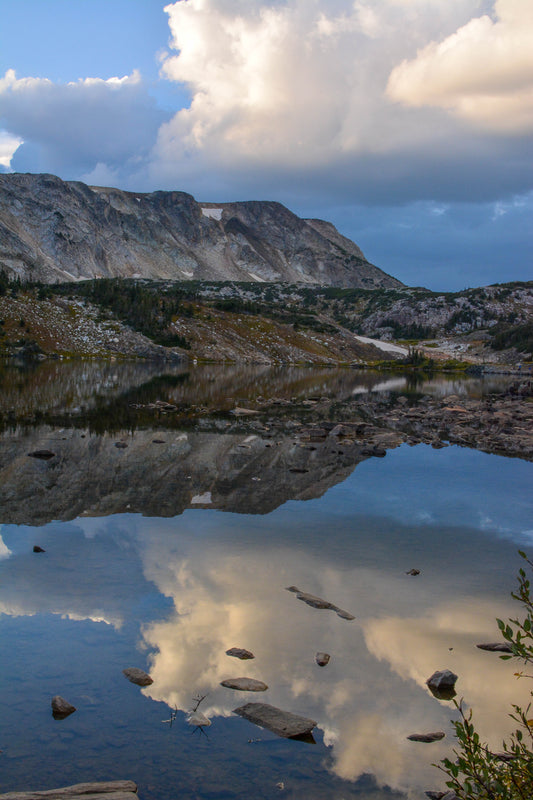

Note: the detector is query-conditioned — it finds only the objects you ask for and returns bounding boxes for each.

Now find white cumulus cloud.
[155,0,480,172]
[387,0,533,132]
[0,129,23,169]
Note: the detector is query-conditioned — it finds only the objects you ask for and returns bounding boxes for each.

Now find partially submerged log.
[233,701,317,740]
[285,586,355,621]
[0,780,138,800]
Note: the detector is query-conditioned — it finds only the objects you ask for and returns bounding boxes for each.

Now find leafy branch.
[435,552,533,799]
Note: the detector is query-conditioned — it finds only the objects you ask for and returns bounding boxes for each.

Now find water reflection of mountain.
[0,427,373,524]
[0,360,511,425]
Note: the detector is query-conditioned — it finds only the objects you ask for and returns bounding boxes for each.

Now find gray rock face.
[51,696,76,719]
[0,173,401,289]
[233,702,317,739]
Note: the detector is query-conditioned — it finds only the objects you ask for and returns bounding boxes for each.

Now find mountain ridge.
[0,172,402,288]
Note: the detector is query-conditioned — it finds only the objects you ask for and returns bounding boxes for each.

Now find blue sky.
[0,0,531,291]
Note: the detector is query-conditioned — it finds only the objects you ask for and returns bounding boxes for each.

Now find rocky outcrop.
[0,173,401,289]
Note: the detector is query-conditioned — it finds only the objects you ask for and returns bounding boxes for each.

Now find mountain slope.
[0,172,402,288]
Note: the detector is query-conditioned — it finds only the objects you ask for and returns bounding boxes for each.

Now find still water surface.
[0,363,532,800]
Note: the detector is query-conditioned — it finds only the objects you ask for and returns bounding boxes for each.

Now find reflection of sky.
[1,444,532,798]
[312,444,533,545]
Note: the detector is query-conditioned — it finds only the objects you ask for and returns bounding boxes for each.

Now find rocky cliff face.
[0,173,402,288]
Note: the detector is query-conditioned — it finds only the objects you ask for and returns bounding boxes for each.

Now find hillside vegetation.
[1,274,532,364]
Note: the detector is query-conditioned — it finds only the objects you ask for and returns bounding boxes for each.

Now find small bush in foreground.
[436,552,533,799]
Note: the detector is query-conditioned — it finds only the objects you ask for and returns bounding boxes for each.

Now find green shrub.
[436,552,533,798]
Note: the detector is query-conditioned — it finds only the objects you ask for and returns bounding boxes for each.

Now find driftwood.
[0,781,138,800]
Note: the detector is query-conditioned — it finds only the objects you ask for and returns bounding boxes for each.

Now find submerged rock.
[286,586,355,621]
[220,677,268,692]
[122,667,153,686]
[233,702,317,739]
[226,647,255,660]
[315,652,330,667]
[51,695,76,719]
[476,642,513,653]
[407,731,445,743]
[187,710,211,727]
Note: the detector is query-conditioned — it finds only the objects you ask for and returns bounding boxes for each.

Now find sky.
[0,0,531,291]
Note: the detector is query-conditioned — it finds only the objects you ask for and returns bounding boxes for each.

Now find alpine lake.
[0,359,532,800]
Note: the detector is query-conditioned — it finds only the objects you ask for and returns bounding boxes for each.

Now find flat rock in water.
[226,647,255,660]
[476,642,513,653]
[407,731,445,743]
[286,586,355,621]
[122,667,153,686]
[406,568,420,576]
[220,677,268,692]
[51,696,76,719]
[33,545,46,553]
[315,652,330,667]
[233,702,317,739]
[0,780,138,800]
